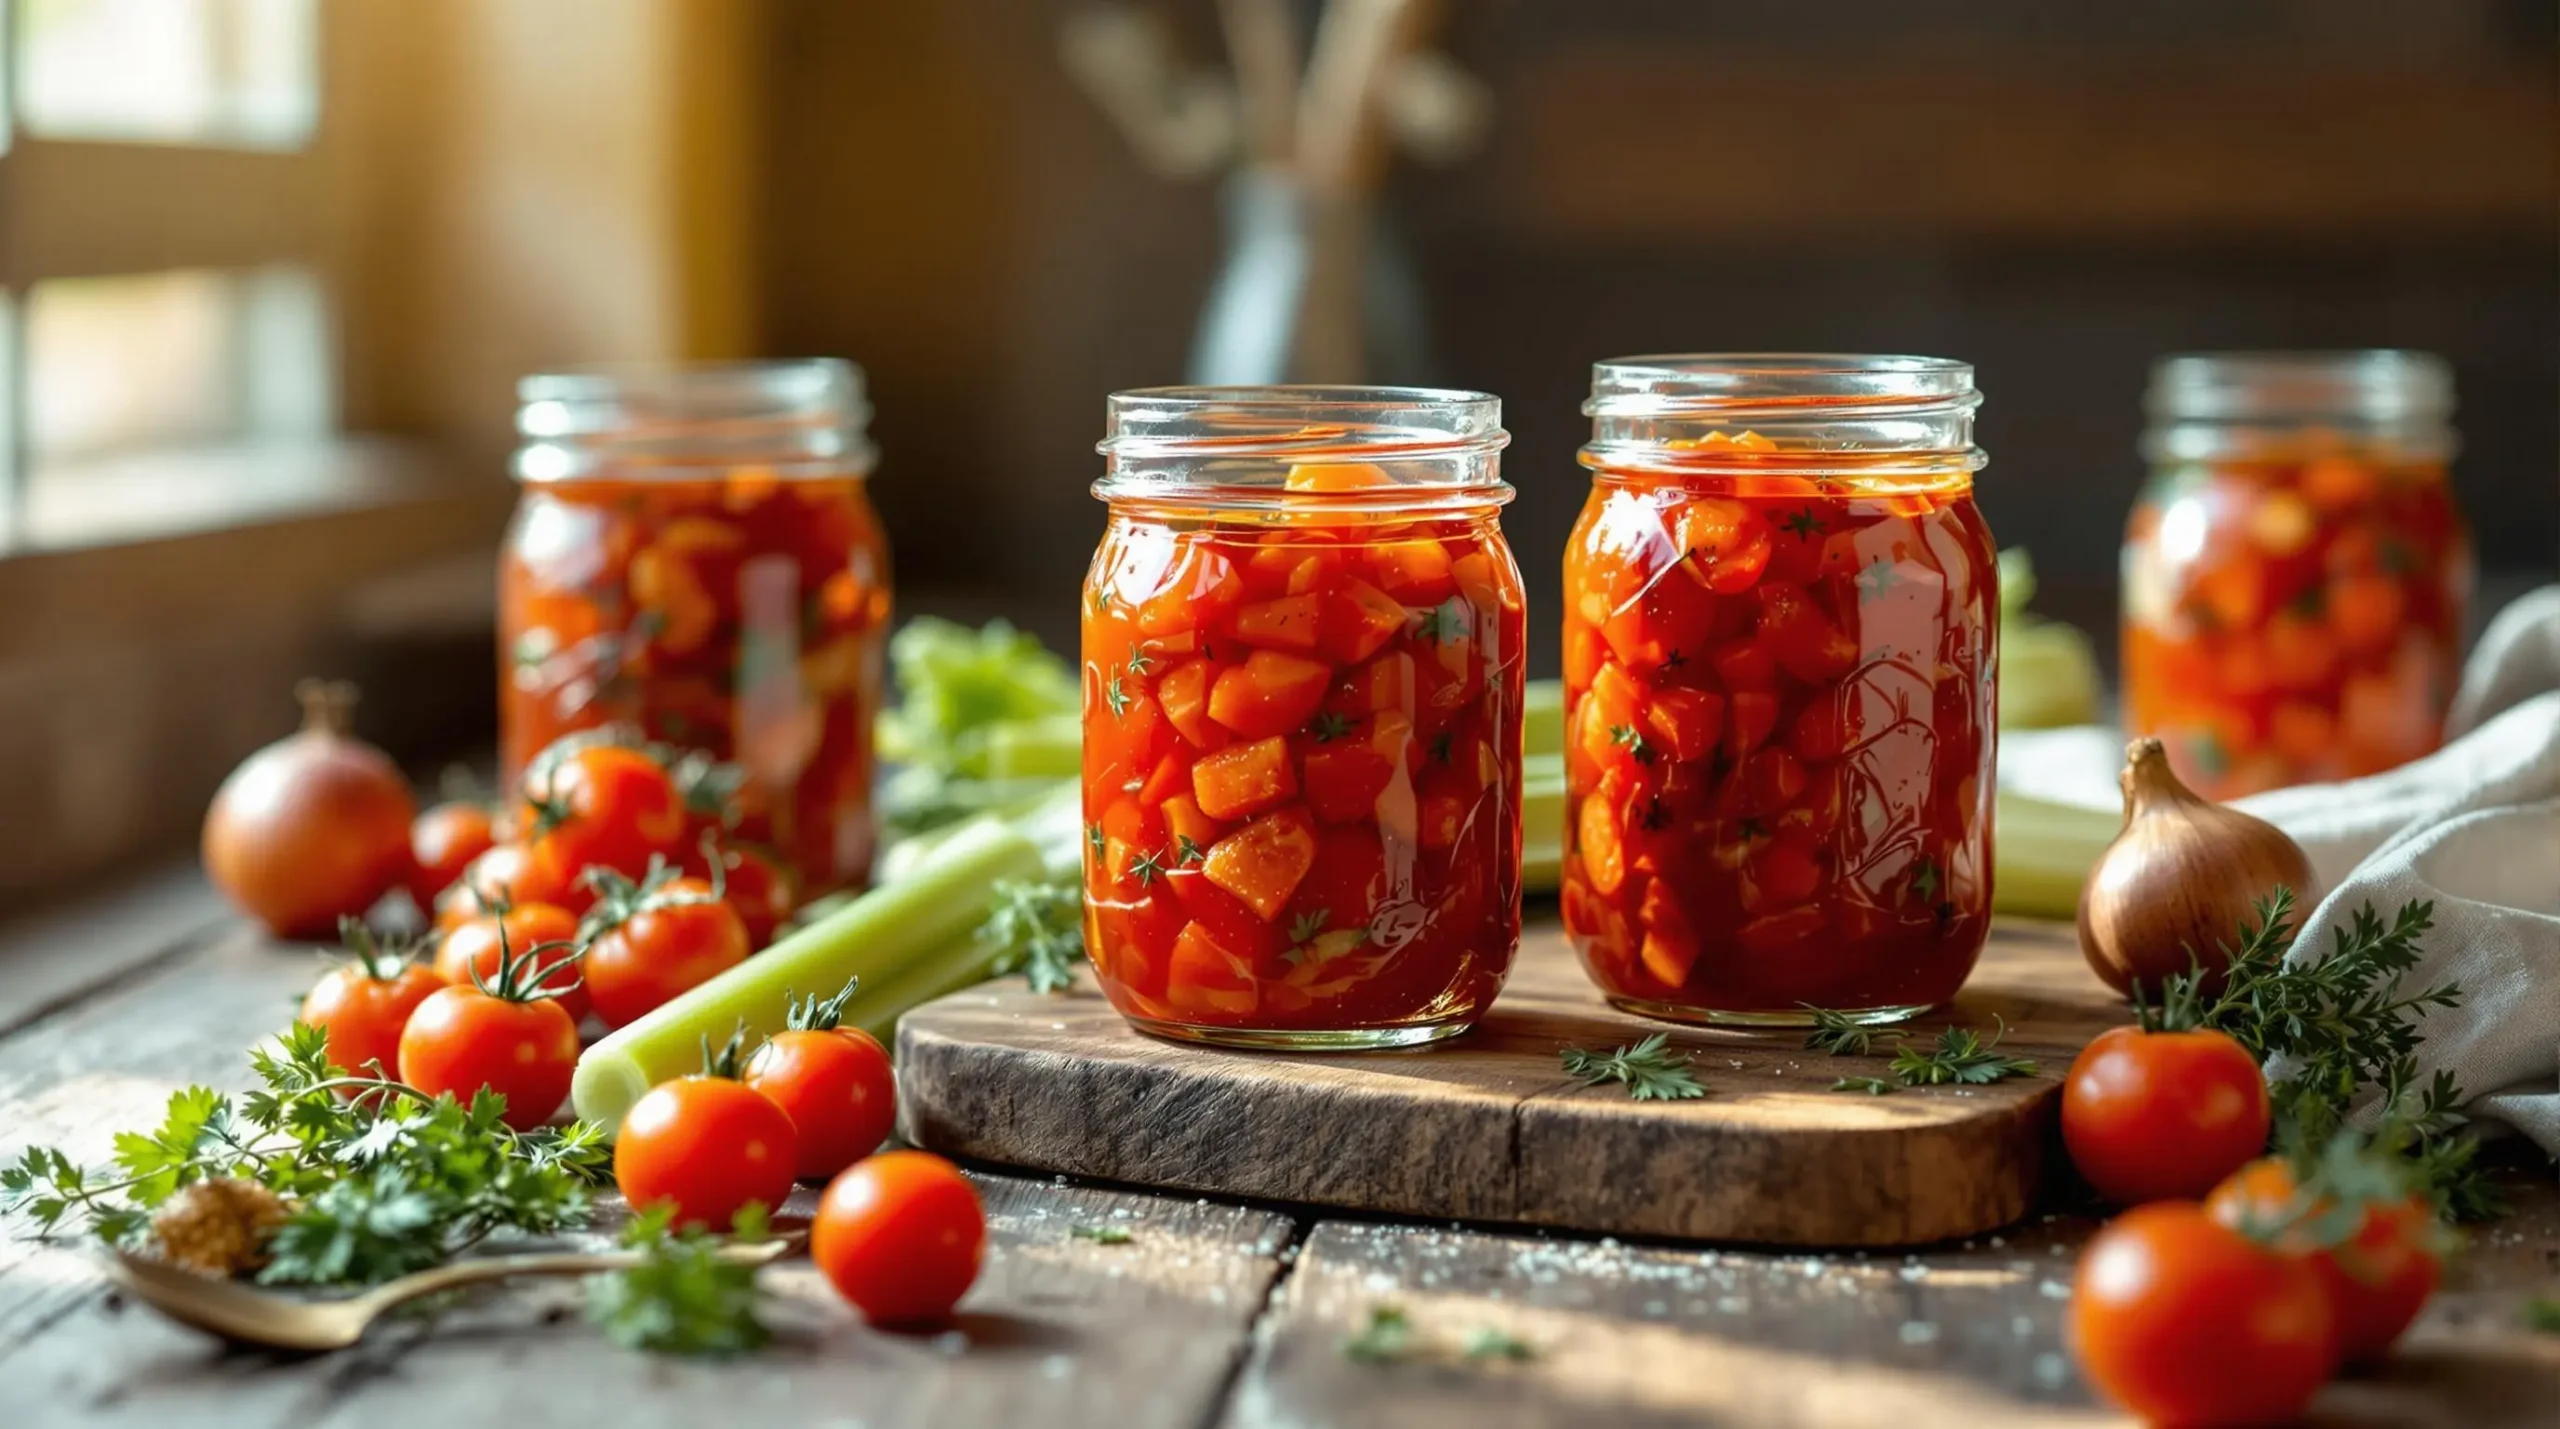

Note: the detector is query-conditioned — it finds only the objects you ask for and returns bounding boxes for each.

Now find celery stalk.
[1522,753,1565,894]
[980,713,1083,779]
[571,811,1049,1132]
[1524,678,1563,758]
[1991,788,2117,920]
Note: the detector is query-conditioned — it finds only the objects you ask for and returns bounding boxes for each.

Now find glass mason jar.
[501,360,892,895]
[1083,387,1526,1050]
[1563,356,1999,1027]
[2124,352,2471,799]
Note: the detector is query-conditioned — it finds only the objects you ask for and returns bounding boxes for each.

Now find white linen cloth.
[1999,587,2560,1158]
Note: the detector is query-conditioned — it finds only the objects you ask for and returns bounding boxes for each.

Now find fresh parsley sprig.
[0,1022,609,1285]
[585,1203,773,1356]
[1342,1304,1537,1365]
[1802,1007,1877,1057]
[977,879,1085,994]
[1560,1033,1705,1101]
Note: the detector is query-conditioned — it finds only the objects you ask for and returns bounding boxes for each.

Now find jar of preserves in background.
[1563,355,1999,1027]
[2124,351,2471,799]
[503,360,892,894]
[1083,387,1526,1049]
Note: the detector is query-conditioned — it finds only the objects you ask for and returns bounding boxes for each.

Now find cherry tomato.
[2206,1157,2443,1363]
[2062,1024,2270,1205]
[2072,1201,2338,1426]
[434,901,589,1024]
[439,840,580,927]
[300,922,445,1081]
[743,988,895,1180]
[613,1074,798,1232]
[407,802,498,912]
[685,839,797,950]
[522,743,685,886]
[396,976,581,1131]
[811,1150,985,1324]
[583,873,750,1029]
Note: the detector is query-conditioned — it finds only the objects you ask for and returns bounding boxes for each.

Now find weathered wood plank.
[1222,1168,2560,1429]
[901,921,2118,1246]
[0,862,229,1038]
[0,923,1296,1429]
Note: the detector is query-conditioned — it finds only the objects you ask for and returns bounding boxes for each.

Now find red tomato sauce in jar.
[2123,352,2470,799]
[501,362,892,894]
[1082,389,1524,1050]
[1562,356,1997,1026]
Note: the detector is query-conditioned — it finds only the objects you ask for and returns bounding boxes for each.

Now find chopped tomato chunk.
[1200,805,1319,921]
[1318,579,1409,665]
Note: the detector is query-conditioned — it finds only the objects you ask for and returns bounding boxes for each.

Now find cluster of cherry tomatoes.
[611,991,986,1323]
[298,735,795,1132]
[2060,1022,2446,1425]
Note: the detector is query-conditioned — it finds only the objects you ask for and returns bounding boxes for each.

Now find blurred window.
[0,0,344,553]
[16,0,318,148]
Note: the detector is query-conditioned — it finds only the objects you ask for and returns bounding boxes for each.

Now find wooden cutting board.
[895,919,2119,1248]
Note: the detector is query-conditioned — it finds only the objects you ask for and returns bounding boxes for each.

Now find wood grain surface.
[899,921,2124,1247]
[1,882,2554,1428]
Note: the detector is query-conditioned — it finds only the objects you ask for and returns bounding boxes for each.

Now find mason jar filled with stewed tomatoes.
[1562,356,1998,1027]
[2124,352,2470,798]
[502,360,892,895]
[1082,387,1526,1049]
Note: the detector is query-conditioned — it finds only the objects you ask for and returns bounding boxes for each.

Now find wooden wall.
[755,0,2559,667]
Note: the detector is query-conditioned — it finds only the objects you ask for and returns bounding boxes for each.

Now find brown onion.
[203,681,417,939]
[2077,737,2315,995]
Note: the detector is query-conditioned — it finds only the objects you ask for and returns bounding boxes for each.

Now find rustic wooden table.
[2,866,2555,1428]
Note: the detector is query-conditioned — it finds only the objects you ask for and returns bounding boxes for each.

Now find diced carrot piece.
[1160,792,1226,855]
[2326,573,2405,656]
[2299,456,2379,511]
[1137,750,1190,806]
[1740,829,1822,913]
[1577,795,1626,896]
[1201,805,1319,920]
[1639,929,1699,988]
[1301,739,1394,824]
[1284,551,1343,596]
[1165,923,1259,1016]
[1451,550,1520,613]
[1603,578,1715,673]
[1336,650,1417,717]
[1757,583,1858,682]
[1156,659,1225,750]
[2263,613,2338,691]
[2247,492,2314,556]
[1367,539,1456,603]
[1190,736,1297,820]
[1232,594,1322,653]
[1675,499,1774,594]
[1727,691,1780,756]
[1318,578,1408,665]
[1208,649,1333,738]
[1286,462,1395,492]
[1643,688,1725,763]
[1564,624,1604,687]
[2269,700,2337,767]
[1138,543,1242,637]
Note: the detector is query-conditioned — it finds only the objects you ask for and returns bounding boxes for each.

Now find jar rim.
[1098,385,1507,462]
[2145,349,2453,423]
[1585,353,1980,418]
[513,358,876,483]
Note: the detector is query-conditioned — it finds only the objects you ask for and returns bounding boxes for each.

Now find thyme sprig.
[977,879,1085,994]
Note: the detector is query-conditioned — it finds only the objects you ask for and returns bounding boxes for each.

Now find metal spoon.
[103,1237,799,1352]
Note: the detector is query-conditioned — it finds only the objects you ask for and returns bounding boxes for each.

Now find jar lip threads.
[1096,384,1511,512]
[515,358,876,483]
[1581,353,1985,481]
